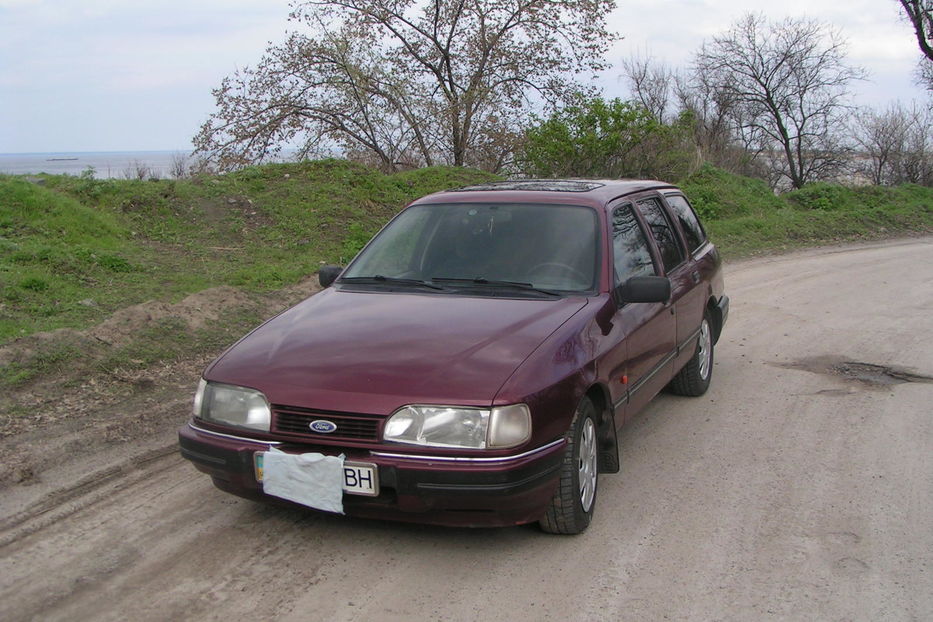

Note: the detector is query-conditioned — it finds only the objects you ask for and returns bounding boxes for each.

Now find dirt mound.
[87,286,256,346]
[0,328,82,368]
[0,286,259,368]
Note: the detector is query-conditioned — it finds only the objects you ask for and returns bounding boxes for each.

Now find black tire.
[668,312,714,397]
[539,397,599,535]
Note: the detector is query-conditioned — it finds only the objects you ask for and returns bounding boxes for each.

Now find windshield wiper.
[430,277,560,297]
[340,275,447,290]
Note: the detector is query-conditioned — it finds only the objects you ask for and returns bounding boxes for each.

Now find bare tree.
[123,160,152,181]
[853,102,933,185]
[895,1,933,91]
[170,152,190,179]
[695,14,865,189]
[898,1,933,61]
[621,54,673,124]
[900,104,933,184]
[852,104,911,185]
[919,58,933,91]
[619,53,772,179]
[194,0,617,172]
[672,70,762,174]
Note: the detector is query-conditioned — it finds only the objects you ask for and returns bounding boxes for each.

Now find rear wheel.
[539,397,598,535]
[668,312,713,397]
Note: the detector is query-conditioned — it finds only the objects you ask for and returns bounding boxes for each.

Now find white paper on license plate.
[255,451,378,508]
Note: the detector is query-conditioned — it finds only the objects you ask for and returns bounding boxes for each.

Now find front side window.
[637,197,684,273]
[343,203,600,293]
[611,203,656,284]
[664,194,706,253]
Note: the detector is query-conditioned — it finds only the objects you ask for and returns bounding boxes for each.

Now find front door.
[600,200,676,421]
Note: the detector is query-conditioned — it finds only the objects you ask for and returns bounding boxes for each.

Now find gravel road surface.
[2,238,931,621]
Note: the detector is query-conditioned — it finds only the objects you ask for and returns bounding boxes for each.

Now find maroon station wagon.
[178,179,728,534]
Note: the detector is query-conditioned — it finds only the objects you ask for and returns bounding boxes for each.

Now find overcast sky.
[0,0,927,153]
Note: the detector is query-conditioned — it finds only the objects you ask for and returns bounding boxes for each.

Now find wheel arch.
[707,295,724,344]
[583,382,619,474]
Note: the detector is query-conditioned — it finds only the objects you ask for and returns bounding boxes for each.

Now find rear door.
[636,195,703,371]
[661,192,713,367]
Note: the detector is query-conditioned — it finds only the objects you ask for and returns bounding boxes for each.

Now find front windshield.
[343,203,599,292]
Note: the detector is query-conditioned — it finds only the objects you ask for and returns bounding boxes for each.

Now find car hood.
[206,288,589,414]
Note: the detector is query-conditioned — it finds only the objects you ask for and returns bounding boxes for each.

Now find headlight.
[383,404,531,449]
[193,379,271,432]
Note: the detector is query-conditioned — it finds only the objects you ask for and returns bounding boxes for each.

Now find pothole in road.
[774,356,933,389]
[832,361,933,386]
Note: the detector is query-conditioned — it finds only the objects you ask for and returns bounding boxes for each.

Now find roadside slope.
[1,161,499,342]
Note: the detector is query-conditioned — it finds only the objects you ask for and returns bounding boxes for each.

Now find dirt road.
[2,238,931,621]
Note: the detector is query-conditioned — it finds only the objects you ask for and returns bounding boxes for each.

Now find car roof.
[411,179,680,209]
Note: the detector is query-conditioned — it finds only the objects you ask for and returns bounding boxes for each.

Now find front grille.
[272,404,381,441]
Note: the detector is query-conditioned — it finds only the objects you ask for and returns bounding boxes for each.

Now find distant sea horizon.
[0,149,302,179]
[0,150,193,179]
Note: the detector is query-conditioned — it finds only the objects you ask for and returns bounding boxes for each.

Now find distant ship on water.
[46,157,79,161]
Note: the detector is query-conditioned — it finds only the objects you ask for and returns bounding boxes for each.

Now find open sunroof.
[452,180,605,193]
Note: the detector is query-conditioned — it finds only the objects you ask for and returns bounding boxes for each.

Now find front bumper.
[178,422,565,528]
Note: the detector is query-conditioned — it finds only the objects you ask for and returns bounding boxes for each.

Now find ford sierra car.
[178,179,728,534]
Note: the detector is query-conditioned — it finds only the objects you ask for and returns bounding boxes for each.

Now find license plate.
[342,461,379,496]
[254,453,379,497]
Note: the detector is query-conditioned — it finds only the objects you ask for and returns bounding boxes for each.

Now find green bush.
[19,277,50,292]
[786,183,853,210]
[518,95,692,180]
[786,183,933,214]
[679,164,783,219]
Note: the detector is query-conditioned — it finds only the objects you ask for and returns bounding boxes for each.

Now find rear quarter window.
[664,194,707,254]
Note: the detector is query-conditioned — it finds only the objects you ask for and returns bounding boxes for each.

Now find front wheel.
[539,397,599,535]
[668,312,713,397]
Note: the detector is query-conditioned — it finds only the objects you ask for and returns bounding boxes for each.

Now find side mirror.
[616,276,671,304]
[318,265,343,288]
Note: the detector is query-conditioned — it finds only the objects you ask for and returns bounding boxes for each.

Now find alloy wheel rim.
[578,417,598,512]
[698,319,712,380]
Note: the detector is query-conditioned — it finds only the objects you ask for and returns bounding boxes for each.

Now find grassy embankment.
[681,164,933,255]
[1,159,931,390]
[0,161,497,388]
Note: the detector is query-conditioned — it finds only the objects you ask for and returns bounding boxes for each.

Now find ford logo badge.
[309,419,337,434]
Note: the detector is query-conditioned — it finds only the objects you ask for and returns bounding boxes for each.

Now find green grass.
[695,168,933,257]
[1,160,497,342]
[0,177,146,338]
[679,163,785,219]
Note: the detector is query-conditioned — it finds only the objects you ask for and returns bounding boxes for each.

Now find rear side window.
[611,204,656,283]
[637,197,684,273]
[664,194,706,253]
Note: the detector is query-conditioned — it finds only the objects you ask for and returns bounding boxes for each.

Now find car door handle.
[691,270,701,284]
